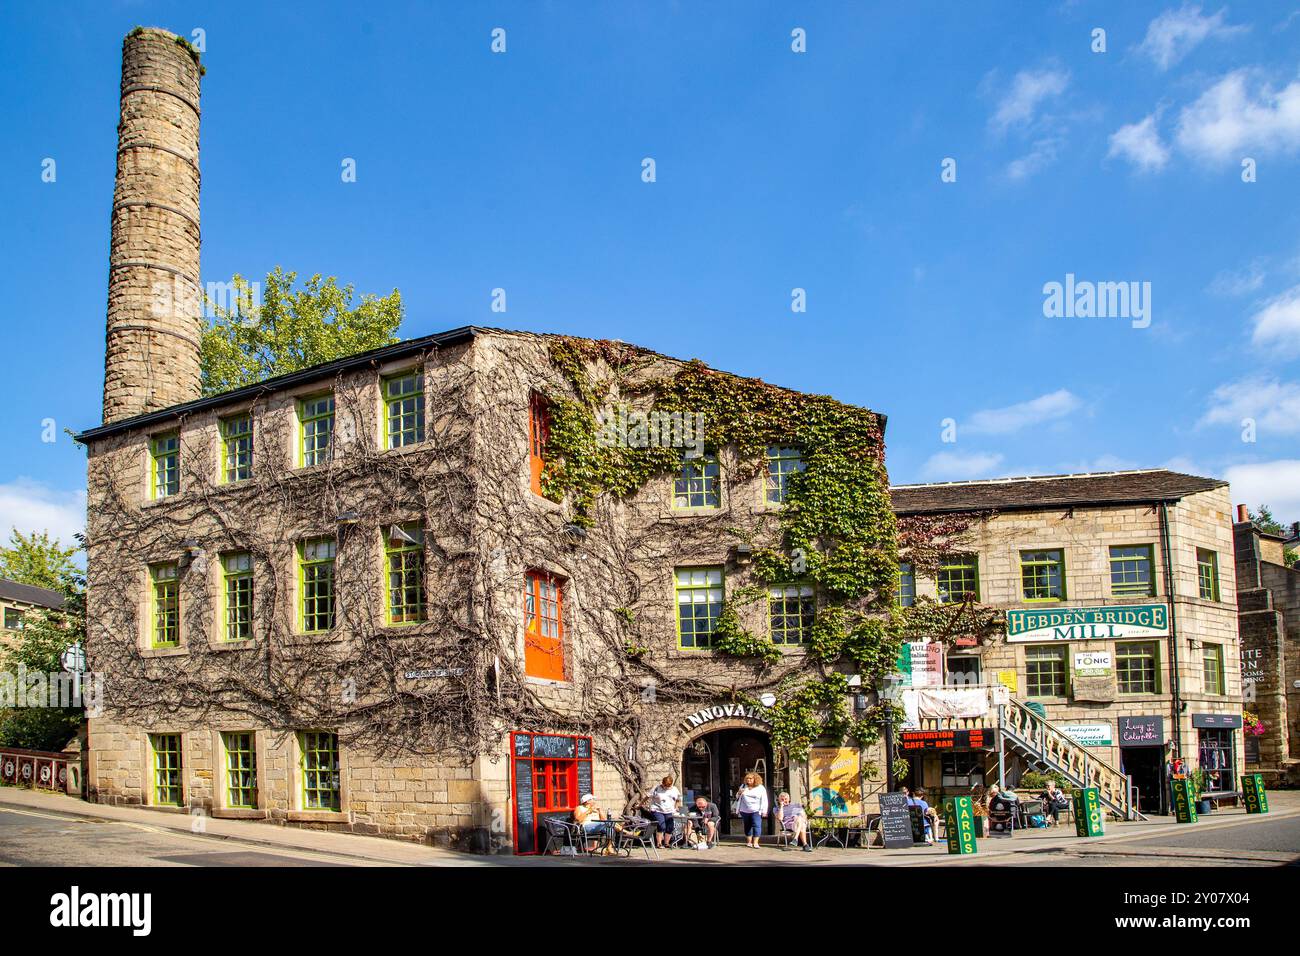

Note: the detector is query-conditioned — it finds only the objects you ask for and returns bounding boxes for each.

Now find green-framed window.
[150,562,179,648]
[220,414,253,483]
[1196,548,1220,601]
[150,733,182,806]
[937,554,979,603]
[150,432,179,499]
[4,608,25,631]
[1020,549,1066,602]
[1116,641,1160,694]
[299,537,336,633]
[1109,544,1155,597]
[298,394,335,467]
[1202,643,1225,695]
[222,552,253,641]
[299,731,340,811]
[222,731,257,809]
[673,452,720,509]
[385,523,426,624]
[384,372,425,448]
[898,562,916,608]
[675,567,723,649]
[769,583,814,645]
[765,446,805,504]
[1025,645,1068,698]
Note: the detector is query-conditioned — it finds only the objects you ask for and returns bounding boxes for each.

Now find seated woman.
[1037,781,1071,826]
[572,794,615,854]
[774,791,813,852]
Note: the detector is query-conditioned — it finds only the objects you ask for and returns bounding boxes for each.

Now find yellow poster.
[809,747,862,816]
[997,670,1018,694]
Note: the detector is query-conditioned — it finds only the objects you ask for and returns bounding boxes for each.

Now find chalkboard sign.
[909,805,928,843]
[576,762,593,800]
[532,735,577,758]
[513,734,532,757]
[514,759,535,853]
[576,738,591,758]
[877,792,914,849]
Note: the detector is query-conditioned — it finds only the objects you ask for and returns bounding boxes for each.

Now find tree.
[1249,506,1298,569]
[200,267,404,395]
[0,579,84,752]
[0,529,79,592]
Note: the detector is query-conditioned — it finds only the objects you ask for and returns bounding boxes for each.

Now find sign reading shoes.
[1006,604,1169,643]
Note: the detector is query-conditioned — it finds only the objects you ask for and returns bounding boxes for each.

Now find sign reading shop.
[681,702,772,733]
[1006,604,1169,643]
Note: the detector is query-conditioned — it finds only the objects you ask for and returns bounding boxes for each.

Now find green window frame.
[673,452,720,509]
[222,552,253,641]
[384,372,425,448]
[937,554,979,603]
[299,731,340,811]
[3,608,25,630]
[765,446,805,504]
[1109,544,1155,597]
[150,432,179,499]
[898,562,916,608]
[150,562,179,648]
[298,394,335,467]
[220,414,253,483]
[150,733,182,806]
[299,538,336,633]
[385,523,426,624]
[675,566,723,649]
[1116,641,1160,694]
[1020,549,1066,602]
[222,731,258,809]
[769,583,814,645]
[1025,645,1068,698]
[1202,643,1224,696]
[1196,548,1220,601]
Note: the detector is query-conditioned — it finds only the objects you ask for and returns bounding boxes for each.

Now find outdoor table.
[809,813,852,848]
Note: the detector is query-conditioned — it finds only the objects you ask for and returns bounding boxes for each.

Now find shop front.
[678,703,779,836]
[1192,713,1242,795]
[1118,714,1167,815]
[510,731,594,854]
[899,727,996,804]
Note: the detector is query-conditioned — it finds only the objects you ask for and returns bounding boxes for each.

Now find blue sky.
[2,1,1299,546]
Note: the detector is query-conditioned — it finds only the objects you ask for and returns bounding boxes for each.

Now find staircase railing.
[999,698,1144,821]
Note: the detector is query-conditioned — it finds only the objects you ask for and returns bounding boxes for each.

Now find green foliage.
[200,268,403,396]
[0,530,80,592]
[767,673,852,760]
[1020,769,1072,793]
[712,602,781,665]
[0,585,83,752]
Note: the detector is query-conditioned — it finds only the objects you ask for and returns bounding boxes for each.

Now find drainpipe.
[1158,501,1184,761]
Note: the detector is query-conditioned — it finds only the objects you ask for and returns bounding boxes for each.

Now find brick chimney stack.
[102,28,203,423]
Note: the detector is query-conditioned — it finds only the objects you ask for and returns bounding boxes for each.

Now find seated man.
[775,791,813,852]
[572,794,614,853]
[1038,781,1071,825]
[684,794,721,847]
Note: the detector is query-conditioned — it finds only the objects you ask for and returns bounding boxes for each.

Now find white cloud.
[1175,69,1300,163]
[0,479,86,548]
[1138,4,1248,71]
[1200,377,1300,433]
[920,451,1006,482]
[1249,284,1300,354]
[965,389,1082,435]
[1207,260,1266,295]
[1007,136,1063,180]
[1224,460,1300,519]
[1107,114,1171,171]
[989,69,1070,134]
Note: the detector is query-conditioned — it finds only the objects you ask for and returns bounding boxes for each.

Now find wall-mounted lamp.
[562,522,588,540]
[177,539,201,567]
[336,510,361,526]
[758,692,777,708]
[733,543,753,566]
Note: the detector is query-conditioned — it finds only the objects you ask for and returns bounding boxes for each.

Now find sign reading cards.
[1006,604,1169,643]
[1073,650,1113,676]
[1242,773,1269,814]
[943,796,978,855]
[1058,722,1113,747]
[1073,787,1104,837]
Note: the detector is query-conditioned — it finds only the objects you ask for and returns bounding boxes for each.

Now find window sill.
[141,494,184,510]
[211,807,268,820]
[287,809,347,823]
[524,675,572,688]
[140,645,189,658]
[207,639,259,652]
[527,493,564,514]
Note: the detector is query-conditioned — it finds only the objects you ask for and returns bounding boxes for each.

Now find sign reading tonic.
[943,796,978,855]
[1073,787,1104,837]
[1172,777,1198,824]
[1242,773,1269,814]
[1006,604,1169,643]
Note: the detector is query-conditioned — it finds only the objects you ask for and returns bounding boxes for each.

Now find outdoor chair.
[539,817,583,855]
[615,817,660,860]
[987,798,1017,835]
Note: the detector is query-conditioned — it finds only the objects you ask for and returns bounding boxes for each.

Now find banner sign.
[1058,722,1113,747]
[1006,604,1169,643]
[1190,713,1243,729]
[809,747,862,816]
[1242,773,1269,814]
[943,796,978,855]
[898,728,994,751]
[1073,650,1113,677]
[1118,715,1165,747]
[1073,787,1104,837]
[1171,777,1198,824]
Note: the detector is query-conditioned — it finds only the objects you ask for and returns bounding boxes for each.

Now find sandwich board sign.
[1171,777,1198,824]
[1073,787,1104,837]
[942,796,978,855]
[1242,773,1269,814]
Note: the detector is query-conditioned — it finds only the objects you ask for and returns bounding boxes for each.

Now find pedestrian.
[735,772,769,848]
[649,775,681,848]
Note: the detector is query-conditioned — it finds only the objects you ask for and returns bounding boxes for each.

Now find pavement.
[2,785,1298,867]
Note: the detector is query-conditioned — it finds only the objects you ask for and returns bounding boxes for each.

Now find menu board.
[531,735,577,758]
[877,792,914,849]
[513,758,535,853]
[576,762,593,800]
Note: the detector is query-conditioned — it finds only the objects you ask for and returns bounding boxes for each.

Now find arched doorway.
[680,726,780,837]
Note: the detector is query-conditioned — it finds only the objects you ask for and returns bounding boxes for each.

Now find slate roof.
[0,578,66,610]
[890,469,1227,515]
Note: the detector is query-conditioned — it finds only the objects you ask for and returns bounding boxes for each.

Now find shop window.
[946,655,981,687]
[1025,645,1067,697]
[386,523,427,624]
[937,554,979,603]
[150,733,182,806]
[150,432,179,499]
[298,538,336,633]
[528,392,549,496]
[1109,544,1154,597]
[299,731,340,811]
[385,371,425,448]
[1020,549,1065,602]
[150,562,180,648]
[673,452,721,509]
[765,446,805,504]
[1202,643,1224,695]
[222,731,258,809]
[768,583,814,644]
[298,394,335,467]
[222,552,253,641]
[941,752,985,790]
[898,563,915,608]
[1197,729,1235,794]
[1196,548,1220,601]
[524,570,566,680]
[1116,641,1159,694]
[220,414,253,483]
[675,566,723,649]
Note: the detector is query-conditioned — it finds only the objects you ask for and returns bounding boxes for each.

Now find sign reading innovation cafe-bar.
[1006,604,1169,643]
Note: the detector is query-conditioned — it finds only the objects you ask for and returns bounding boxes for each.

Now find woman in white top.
[649,775,681,848]
[735,772,769,848]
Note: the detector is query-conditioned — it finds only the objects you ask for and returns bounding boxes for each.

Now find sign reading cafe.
[1006,604,1169,643]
